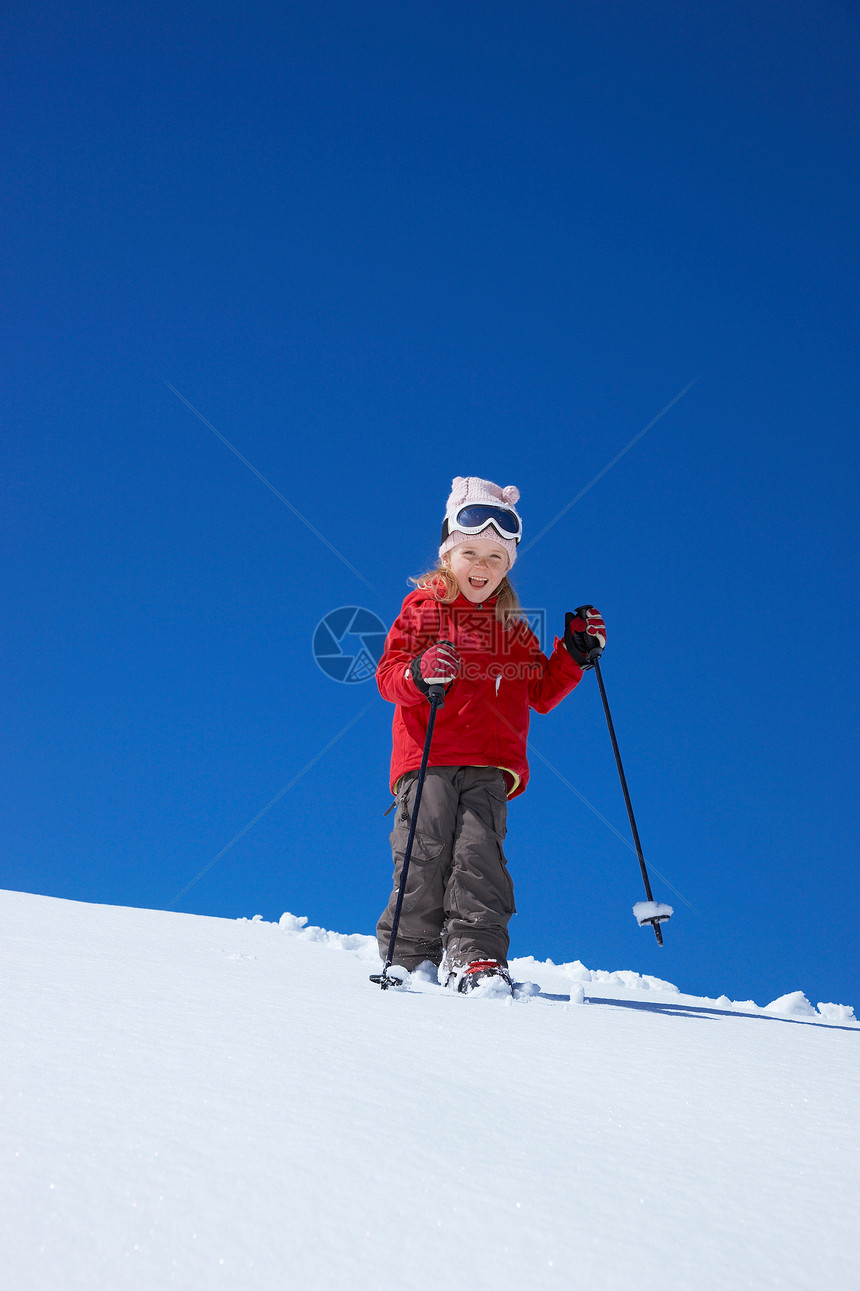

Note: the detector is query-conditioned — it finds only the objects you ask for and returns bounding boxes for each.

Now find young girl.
[375,476,606,993]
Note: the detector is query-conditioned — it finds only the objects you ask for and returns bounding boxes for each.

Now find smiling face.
[446,537,510,602]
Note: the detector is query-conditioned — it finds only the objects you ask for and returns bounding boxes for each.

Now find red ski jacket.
[376,585,583,799]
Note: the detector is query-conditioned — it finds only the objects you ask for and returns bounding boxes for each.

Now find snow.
[1,889,858,1290]
[633,900,674,926]
[764,990,820,1018]
[817,1002,857,1022]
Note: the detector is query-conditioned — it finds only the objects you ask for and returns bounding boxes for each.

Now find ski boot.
[449,959,513,996]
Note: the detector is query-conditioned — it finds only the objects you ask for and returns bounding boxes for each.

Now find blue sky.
[4,0,857,1006]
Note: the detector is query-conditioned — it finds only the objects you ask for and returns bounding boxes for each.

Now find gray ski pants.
[376,765,516,972]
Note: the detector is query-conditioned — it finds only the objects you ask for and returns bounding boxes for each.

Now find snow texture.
[1,889,858,1290]
[632,900,674,926]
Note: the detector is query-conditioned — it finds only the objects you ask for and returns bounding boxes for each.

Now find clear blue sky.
[4,0,857,1007]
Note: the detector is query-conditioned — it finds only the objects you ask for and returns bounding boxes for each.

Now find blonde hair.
[410,557,524,629]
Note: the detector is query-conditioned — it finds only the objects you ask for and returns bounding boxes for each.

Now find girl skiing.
[375,476,606,993]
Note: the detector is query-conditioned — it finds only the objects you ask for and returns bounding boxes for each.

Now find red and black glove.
[563,605,606,670]
[410,640,461,699]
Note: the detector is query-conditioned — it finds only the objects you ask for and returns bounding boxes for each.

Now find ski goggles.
[441,503,522,546]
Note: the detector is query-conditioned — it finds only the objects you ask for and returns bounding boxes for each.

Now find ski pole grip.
[422,640,457,706]
[573,607,603,663]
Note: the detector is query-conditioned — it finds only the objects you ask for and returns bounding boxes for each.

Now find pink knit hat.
[438,476,522,568]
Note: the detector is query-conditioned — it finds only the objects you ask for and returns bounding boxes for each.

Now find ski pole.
[589,650,671,946]
[371,681,446,989]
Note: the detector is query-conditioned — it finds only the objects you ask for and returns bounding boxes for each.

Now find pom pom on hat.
[447,477,519,508]
[439,476,522,567]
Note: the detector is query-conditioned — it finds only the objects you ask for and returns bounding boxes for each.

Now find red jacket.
[376,585,583,799]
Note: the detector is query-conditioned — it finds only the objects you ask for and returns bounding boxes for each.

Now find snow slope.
[2,889,857,1290]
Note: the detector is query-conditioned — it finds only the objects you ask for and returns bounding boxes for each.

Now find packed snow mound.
[764,990,818,1018]
[275,911,378,958]
[760,992,856,1022]
[817,1001,857,1022]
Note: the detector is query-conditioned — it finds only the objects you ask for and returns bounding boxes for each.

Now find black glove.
[410,640,461,699]
[563,605,606,670]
